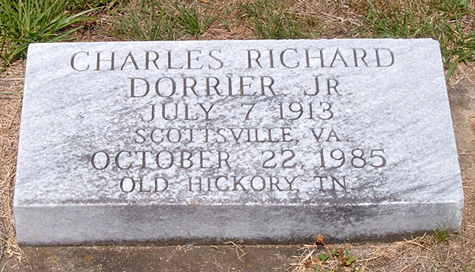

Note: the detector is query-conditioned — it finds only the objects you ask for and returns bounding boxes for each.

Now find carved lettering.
[187,176,298,192]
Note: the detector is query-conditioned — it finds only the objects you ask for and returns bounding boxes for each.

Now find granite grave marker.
[15,39,464,245]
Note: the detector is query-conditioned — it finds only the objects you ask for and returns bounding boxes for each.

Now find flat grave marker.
[15,39,464,245]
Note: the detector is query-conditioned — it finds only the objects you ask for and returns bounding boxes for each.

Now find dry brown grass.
[292,234,475,271]
[0,61,26,270]
[1,0,475,271]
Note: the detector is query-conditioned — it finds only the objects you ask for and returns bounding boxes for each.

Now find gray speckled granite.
[14,39,463,245]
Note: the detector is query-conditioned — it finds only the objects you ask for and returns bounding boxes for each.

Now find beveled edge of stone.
[15,199,463,246]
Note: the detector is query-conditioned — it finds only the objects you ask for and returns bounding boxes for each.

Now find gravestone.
[15,39,464,245]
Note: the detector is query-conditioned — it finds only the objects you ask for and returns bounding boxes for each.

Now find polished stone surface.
[15,39,463,245]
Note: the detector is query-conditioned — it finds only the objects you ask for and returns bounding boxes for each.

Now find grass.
[172,1,214,38]
[110,1,175,41]
[434,222,454,243]
[1,0,474,79]
[238,0,321,39]
[362,0,475,80]
[110,1,214,40]
[291,243,361,272]
[67,0,119,10]
[0,0,94,70]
